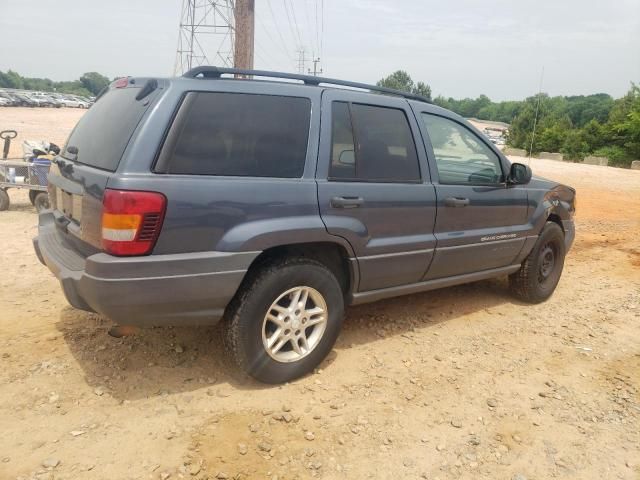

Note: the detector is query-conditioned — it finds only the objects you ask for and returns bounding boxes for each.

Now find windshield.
[62,87,152,172]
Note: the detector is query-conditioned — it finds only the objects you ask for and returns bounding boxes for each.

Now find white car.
[61,97,86,108]
[60,97,89,108]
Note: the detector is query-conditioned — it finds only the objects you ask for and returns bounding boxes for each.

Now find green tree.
[79,72,110,95]
[561,130,589,160]
[377,70,432,101]
[537,123,569,153]
[0,70,24,89]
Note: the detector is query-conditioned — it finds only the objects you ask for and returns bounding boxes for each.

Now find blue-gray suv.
[33,67,576,383]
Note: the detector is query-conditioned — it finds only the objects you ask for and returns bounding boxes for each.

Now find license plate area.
[57,189,83,223]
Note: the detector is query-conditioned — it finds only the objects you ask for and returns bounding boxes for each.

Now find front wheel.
[509,221,566,303]
[223,258,344,384]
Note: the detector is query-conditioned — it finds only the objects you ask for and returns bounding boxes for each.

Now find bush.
[591,146,634,168]
[561,130,589,161]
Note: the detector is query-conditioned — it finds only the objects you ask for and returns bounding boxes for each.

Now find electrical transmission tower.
[174,0,236,75]
[296,48,308,75]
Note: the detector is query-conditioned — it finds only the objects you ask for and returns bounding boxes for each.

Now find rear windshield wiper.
[60,145,78,162]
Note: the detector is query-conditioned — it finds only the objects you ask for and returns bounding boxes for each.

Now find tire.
[0,189,9,211]
[29,190,38,205]
[33,192,50,213]
[509,221,565,303]
[223,257,344,384]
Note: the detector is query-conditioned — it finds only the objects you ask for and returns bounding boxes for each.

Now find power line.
[282,0,302,49]
[256,8,293,65]
[320,0,325,59]
[254,46,273,70]
[302,0,318,55]
[286,0,305,48]
[265,0,293,63]
[314,0,320,58]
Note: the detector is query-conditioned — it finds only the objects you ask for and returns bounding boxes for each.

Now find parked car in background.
[60,96,89,108]
[74,95,91,108]
[30,93,62,108]
[0,89,93,108]
[13,93,38,107]
[59,96,82,108]
[0,91,19,106]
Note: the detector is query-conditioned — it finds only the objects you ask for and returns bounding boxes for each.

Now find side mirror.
[508,162,532,185]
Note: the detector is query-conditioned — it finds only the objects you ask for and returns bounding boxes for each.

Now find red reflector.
[101,189,166,256]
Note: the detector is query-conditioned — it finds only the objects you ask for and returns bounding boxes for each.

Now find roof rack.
[182,66,431,104]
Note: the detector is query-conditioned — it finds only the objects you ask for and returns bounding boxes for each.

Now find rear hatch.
[48,79,160,255]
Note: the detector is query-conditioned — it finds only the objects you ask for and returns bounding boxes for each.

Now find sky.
[1,0,639,101]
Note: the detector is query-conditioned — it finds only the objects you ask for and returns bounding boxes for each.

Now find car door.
[412,107,530,280]
[316,90,437,292]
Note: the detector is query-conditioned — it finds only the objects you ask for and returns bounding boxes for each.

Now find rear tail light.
[101,189,166,256]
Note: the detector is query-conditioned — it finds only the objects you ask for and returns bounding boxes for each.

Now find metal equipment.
[0,130,50,212]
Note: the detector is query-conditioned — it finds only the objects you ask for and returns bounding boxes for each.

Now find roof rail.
[182,66,431,104]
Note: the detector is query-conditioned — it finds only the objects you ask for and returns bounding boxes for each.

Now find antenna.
[528,66,545,164]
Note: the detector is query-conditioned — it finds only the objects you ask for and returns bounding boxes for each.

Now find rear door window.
[62,87,153,172]
[163,92,311,178]
[329,102,421,182]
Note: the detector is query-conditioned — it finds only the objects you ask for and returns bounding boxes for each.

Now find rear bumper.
[34,212,258,326]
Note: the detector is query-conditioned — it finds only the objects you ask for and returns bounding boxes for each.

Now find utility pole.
[308,57,323,76]
[234,0,255,70]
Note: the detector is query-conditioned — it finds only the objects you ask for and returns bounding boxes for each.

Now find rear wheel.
[33,192,50,213]
[28,190,38,205]
[223,258,344,383]
[0,189,9,211]
[509,221,565,303]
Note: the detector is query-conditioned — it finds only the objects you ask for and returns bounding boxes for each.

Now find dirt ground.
[0,108,86,158]
[1,109,639,480]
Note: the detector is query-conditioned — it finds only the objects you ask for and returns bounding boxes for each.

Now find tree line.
[378,71,640,168]
[0,70,111,98]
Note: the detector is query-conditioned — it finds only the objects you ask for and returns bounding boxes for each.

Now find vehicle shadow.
[55,277,516,401]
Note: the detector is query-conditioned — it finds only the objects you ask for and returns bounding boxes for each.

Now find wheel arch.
[244,241,356,298]
[546,212,564,233]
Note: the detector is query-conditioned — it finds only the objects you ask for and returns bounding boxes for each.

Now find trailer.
[0,130,51,212]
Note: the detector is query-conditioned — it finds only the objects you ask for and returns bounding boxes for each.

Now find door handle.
[331,196,364,209]
[444,197,470,207]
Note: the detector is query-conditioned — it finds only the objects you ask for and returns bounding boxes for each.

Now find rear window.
[161,92,311,178]
[62,87,151,171]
